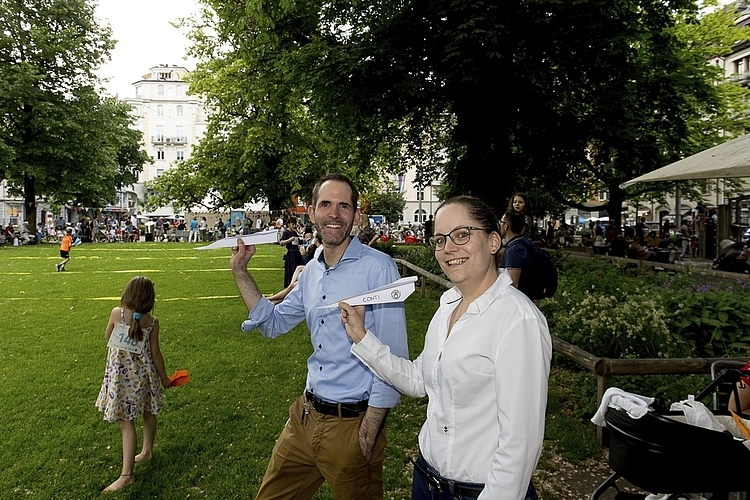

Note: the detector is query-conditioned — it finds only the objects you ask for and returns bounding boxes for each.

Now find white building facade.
[392,170,441,225]
[124,64,208,202]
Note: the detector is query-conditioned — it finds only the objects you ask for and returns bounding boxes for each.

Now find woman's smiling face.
[433,203,499,292]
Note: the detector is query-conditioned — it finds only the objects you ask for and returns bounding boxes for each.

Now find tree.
[178,0,750,220]
[149,3,396,212]
[361,188,407,225]
[540,0,750,229]
[0,0,148,229]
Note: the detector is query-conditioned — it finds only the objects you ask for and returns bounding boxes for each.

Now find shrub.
[543,259,750,359]
[550,288,689,359]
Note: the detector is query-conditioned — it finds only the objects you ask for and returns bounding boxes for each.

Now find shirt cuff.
[241,296,274,332]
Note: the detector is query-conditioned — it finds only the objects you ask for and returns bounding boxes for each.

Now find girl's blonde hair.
[120,276,155,342]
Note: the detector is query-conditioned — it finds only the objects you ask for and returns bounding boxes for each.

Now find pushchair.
[712,240,750,274]
[591,367,750,500]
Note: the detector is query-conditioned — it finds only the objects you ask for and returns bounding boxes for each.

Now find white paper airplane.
[194,229,278,250]
[319,276,418,309]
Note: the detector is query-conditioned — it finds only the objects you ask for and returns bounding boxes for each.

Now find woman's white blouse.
[351,271,552,500]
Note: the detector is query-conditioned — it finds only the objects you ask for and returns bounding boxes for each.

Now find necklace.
[451,302,466,324]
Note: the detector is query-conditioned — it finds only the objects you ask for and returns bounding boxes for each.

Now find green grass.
[0,242,431,499]
[1,241,609,500]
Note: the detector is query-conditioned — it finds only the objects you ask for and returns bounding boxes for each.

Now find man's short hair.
[311,173,359,209]
[503,210,526,235]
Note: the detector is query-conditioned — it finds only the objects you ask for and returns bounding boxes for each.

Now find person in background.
[229,172,408,499]
[189,216,199,243]
[500,210,539,303]
[56,227,74,271]
[199,217,208,242]
[508,192,535,241]
[423,214,434,244]
[339,195,551,500]
[280,218,305,288]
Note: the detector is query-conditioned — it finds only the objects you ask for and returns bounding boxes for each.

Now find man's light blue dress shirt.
[242,236,409,408]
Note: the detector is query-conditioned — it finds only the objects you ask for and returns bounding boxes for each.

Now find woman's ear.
[489,232,502,254]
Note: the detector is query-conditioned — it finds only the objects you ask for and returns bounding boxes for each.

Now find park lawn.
[0,241,431,500]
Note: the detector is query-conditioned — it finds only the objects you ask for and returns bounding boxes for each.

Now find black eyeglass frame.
[428,226,492,251]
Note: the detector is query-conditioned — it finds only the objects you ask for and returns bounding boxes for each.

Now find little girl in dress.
[95,276,171,492]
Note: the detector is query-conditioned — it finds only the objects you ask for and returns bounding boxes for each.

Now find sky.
[94,0,201,99]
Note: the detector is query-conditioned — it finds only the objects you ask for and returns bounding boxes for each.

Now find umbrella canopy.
[621,134,750,189]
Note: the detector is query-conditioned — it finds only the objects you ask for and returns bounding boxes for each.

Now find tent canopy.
[621,134,750,188]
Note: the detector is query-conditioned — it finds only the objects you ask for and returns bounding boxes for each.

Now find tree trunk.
[24,172,37,233]
[606,187,625,235]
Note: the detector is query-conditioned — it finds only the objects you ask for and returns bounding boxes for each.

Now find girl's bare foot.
[135,451,152,463]
[102,473,134,492]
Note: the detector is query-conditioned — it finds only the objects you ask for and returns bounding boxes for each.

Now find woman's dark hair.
[435,196,499,234]
[507,192,531,215]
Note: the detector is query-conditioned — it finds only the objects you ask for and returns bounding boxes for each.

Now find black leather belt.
[305,391,368,418]
[411,456,484,497]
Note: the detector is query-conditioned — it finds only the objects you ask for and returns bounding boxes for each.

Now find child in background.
[95,276,171,492]
[56,227,74,271]
[508,192,536,241]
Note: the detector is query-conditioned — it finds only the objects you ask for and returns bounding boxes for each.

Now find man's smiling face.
[309,180,360,249]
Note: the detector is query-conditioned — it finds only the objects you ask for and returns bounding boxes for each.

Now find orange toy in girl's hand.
[169,369,190,387]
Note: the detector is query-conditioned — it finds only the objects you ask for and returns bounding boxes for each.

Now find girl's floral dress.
[95,310,163,422]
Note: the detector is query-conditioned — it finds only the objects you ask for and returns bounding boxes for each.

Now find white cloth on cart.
[591,387,655,426]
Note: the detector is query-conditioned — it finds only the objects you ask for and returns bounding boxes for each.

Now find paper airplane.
[195,229,278,250]
[319,276,418,309]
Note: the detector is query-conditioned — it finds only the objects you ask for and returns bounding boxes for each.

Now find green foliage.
[659,274,750,357]
[361,188,406,226]
[0,0,148,229]
[391,244,445,278]
[552,290,687,359]
[543,259,750,359]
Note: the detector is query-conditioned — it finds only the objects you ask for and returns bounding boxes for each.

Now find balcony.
[151,136,188,145]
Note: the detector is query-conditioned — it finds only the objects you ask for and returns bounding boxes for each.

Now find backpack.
[506,238,558,300]
[532,245,558,299]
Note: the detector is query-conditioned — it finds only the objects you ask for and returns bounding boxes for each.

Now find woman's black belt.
[411,456,485,497]
[305,391,368,418]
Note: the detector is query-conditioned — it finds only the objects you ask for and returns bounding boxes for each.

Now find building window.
[156,169,164,177]
[598,190,608,201]
[176,105,184,117]
[176,125,184,142]
[157,85,165,96]
[156,126,164,142]
[414,209,426,223]
[156,105,164,117]
[176,150,185,161]
[176,86,184,97]
[157,148,165,160]
[416,186,424,201]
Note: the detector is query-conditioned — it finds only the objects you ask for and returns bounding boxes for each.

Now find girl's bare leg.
[103,420,136,492]
[135,412,156,462]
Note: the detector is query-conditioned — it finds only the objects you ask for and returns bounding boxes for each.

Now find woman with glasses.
[339,196,551,500]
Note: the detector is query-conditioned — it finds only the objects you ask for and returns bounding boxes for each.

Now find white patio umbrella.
[620,134,750,188]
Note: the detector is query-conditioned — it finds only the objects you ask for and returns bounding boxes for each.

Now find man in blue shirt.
[188,216,199,243]
[230,172,409,500]
[501,210,538,303]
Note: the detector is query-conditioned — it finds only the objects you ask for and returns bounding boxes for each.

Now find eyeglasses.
[429,226,491,251]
